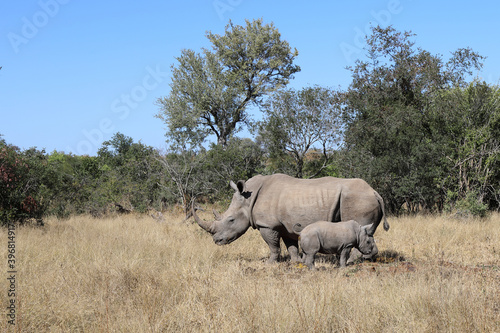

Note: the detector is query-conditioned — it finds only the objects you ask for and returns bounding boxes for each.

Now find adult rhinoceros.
[193,173,389,263]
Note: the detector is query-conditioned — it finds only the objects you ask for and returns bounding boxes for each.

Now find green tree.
[202,138,265,196]
[258,86,342,178]
[434,81,500,213]
[45,151,99,217]
[157,138,265,216]
[95,133,162,214]
[157,148,207,217]
[156,19,300,149]
[342,25,485,213]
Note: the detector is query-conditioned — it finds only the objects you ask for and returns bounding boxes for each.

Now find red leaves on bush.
[21,195,38,213]
[1,143,41,223]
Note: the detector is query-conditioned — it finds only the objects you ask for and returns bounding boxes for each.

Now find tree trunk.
[217,135,228,148]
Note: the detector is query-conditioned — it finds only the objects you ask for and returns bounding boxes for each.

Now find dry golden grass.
[1,211,499,332]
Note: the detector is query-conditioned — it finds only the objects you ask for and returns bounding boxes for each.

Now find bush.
[446,190,489,218]
[0,141,45,225]
[455,191,489,218]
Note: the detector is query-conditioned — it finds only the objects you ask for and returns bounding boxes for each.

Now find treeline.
[2,23,499,224]
[2,77,499,226]
[0,133,266,224]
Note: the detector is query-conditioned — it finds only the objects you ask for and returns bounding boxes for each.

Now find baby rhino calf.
[293,220,377,269]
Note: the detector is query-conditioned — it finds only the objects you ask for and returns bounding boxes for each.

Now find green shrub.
[455,191,489,218]
[0,141,45,225]
[446,190,488,218]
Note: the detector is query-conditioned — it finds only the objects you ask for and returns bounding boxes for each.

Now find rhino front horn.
[192,200,215,234]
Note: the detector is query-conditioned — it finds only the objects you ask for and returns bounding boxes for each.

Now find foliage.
[43,152,99,218]
[257,86,342,178]
[445,190,489,218]
[157,137,265,215]
[156,18,300,149]
[95,133,164,214]
[0,140,44,225]
[341,25,487,214]
[0,131,266,223]
[157,149,206,216]
[201,138,265,197]
[434,81,500,212]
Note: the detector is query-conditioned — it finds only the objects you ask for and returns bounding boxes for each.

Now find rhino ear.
[230,180,246,194]
[236,180,246,193]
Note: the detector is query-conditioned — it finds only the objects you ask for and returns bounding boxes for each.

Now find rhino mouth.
[214,235,237,246]
[361,248,378,257]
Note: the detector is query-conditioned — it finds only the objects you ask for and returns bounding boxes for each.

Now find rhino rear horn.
[192,200,215,234]
[213,209,222,221]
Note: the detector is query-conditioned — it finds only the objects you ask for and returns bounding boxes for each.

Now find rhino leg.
[300,235,321,269]
[346,248,363,264]
[339,247,353,267]
[303,252,317,270]
[283,237,301,263]
[260,228,281,263]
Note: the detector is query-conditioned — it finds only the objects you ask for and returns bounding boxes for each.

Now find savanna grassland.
[1,211,499,332]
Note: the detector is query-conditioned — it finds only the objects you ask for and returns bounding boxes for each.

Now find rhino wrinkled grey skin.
[293,220,377,269]
[193,173,389,263]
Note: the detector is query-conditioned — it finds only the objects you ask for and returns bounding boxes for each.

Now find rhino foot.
[265,256,280,264]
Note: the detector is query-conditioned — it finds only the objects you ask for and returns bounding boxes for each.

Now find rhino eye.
[227,217,235,224]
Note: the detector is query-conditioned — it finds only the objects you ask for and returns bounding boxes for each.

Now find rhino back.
[252,175,338,229]
[251,174,379,232]
[303,221,357,254]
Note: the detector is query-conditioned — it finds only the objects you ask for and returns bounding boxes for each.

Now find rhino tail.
[292,223,304,235]
[383,215,390,231]
[375,191,390,232]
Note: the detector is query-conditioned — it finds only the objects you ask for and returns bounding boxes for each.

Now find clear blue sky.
[1,0,499,155]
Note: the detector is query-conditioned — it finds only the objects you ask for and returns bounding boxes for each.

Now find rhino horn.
[366,223,376,237]
[213,209,222,221]
[192,200,215,234]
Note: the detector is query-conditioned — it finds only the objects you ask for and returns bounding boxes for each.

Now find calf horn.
[192,200,215,234]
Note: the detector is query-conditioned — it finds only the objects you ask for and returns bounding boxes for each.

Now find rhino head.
[193,180,253,245]
[358,224,378,256]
